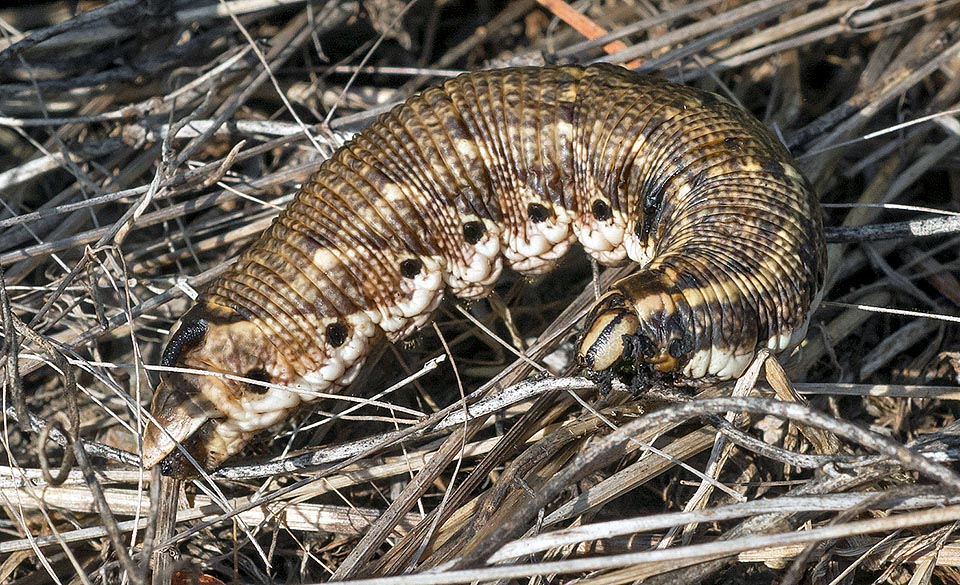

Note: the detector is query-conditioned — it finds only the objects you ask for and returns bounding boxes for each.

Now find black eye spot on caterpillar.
[462,221,485,244]
[527,203,550,223]
[400,258,423,279]
[243,368,271,394]
[326,322,349,348]
[591,199,612,221]
[144,64,826,477]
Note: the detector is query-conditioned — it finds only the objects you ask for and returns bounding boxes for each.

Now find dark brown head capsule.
[577,292,640,372]
[577,271,691,379]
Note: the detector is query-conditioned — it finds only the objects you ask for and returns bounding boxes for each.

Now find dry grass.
[1,1,960,583]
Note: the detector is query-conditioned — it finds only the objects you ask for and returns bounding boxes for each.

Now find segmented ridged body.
[145,64,825,474]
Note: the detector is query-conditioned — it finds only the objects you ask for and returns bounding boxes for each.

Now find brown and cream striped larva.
[142,64,826,477]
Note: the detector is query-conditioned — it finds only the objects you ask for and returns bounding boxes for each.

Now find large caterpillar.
[142,64,826,477]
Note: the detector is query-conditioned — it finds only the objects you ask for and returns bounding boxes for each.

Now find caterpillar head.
[577,275,691,384]
[142,302,293,478]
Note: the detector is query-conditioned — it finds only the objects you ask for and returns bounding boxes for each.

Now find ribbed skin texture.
[144,65,826,476]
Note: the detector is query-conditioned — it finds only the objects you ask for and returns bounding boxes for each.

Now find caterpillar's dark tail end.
[142,300,302,478]
[142,301,259,478]
[141,377,214,477]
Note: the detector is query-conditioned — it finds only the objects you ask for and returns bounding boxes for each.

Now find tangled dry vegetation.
[2,0,960,583]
